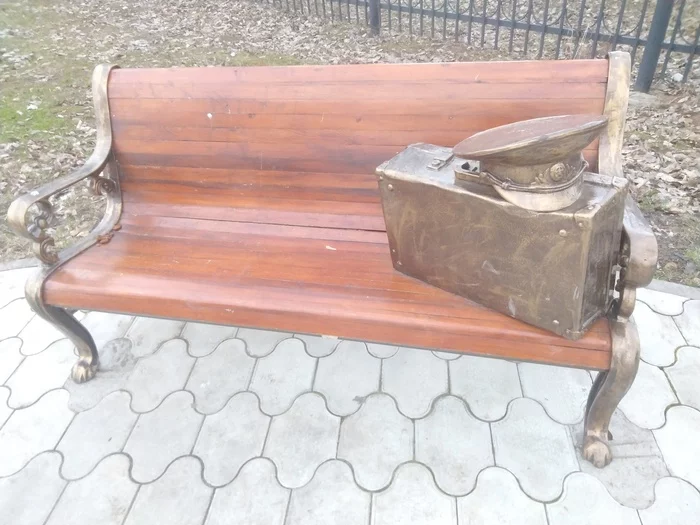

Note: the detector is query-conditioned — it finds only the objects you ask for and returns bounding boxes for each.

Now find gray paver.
[286,460,370,525]
[205,458,289,525]
[338,393,412,491]
[366,343,398,359]
[519,362,591,425]
[639,477,700,525]
[675,300,700,346]
[457,467,548,525]
[264,393,339,488]
[194,392,270,486]
[0,389,73,476]
[636,288,687,316]
[296,334,340,358]
[382,347,448,418]
[314,340,380,416]
[186,338,255,414]
[181,321,238,357]
[237,328,291,357]
[0,299,34,340]
[0,452,66,525]
[57,391,138,479]
[372,462,457,525]
[665,346,700,411]
[432,350,461,360]
[633,302,687,366]
[47,454,138,525]
[618,361,677,429]
[125,338,195,412]
[546,473,641,525]
[0,267,34,309]
[492,398,579,501]
[6,339,75,408]
[0,336,23,384]
[123,391,204,483]
[450,355,521,421]
[81,311,134,350]
[125,456,213,525]
[654,405,700,492]
[250,338,315,415]
[17,314,64,356]
[415,395,492,496]
[0,387,11,428]
[126,317,184,358]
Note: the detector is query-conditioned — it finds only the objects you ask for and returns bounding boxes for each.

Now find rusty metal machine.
[376,115,651,339]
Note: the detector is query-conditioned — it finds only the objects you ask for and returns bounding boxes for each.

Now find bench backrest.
[107,59,613,231]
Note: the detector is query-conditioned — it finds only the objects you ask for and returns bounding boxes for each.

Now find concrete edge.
[0,257,38,272]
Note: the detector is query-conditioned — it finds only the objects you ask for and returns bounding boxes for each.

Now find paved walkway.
[0,266,699,524]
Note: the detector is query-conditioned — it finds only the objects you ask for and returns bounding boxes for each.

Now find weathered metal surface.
[376,143,628,340]
[6,64,121,383]
[453,114,608,211]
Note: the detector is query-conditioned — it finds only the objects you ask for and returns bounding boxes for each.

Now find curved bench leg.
[25,270,99,383]
[582,317,640,467]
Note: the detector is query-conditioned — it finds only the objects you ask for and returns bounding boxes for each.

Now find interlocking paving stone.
[205,458,289,525]
[250,338,315,415]
[0,336,23,384]
[382,347,448,418]
[0,452,66,525]
[17,314,65,356]
[81,311,134,350]
[123,391,204,483]
[47,454,138,525]
[415,395,492,495]
[432,350,461,360]
[186,339,255,414]
[665,346,700,410]
[314,340,380,416]
[457,467,548,525]
[125,338,195,412]
[449,355,521,421]
[126,317,184,358]
[519,362,591,425]
[264,393,339,488]
[338,393,412,491]
[6,339,75,408]
[0,387,11,428]
[124,456,213,525]
[0,267,34,309]
[181,322,238,357]
[654,406,700,491]
[366,343,398,359]
[57,391,138,479]
[296,334,341,358]
[675,300,700,346]
[237,328,291,357]
[636,289,687,316]
[572,410,669,508]
[0,299,34,340]
[546,473,642,525]
[0,389,73,476]
[194,392,270,487]
[633,302,687,366]
[65,338,136,412]
[492,398,579,501]
[618,361,677,429]
[639,477,700,525]
[372,462,457,525]
[286,460,370,525]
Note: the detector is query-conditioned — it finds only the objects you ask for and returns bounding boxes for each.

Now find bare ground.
[1,0,698,285]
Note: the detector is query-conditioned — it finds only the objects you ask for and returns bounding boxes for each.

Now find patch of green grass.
[0,94,74,142]
[230,51,306,67]
[686,246,700,267]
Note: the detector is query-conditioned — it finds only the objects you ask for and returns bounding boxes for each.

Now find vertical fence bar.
[347,0,350,21]
[683,26,700,81]
[356,0,360,24]
[420,0,424,36]
[338,0,343,21]
[524,0,533,55]
[661,0,686,75]
[573,0,587,57]
[538,0,550,58]
[455,0,461,41]
[399,0,403,32]
[591,0,606,57]
[635,0,674,91]
[554,0,567,58]
[431,0,435,38]
[630,0,650,65]
[388,0,392,31]
[369,0,380,33]
[322,0,327,17]
[409,0,413,36]
[443,0,448,39]
[467,0,474,43]
[509,0,517,52]
[480,0,487,46]
[611,0,628,51]
[495,0,503,48]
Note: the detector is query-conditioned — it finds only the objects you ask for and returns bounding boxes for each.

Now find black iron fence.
[258,0,699,90]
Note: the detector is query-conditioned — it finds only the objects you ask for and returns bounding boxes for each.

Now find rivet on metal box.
[376,115,657,339]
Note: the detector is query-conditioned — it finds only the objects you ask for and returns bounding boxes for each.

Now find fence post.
[635,0,674,92]
[369,0,380,35]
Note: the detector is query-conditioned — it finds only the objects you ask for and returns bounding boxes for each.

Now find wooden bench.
[8,52,656,468]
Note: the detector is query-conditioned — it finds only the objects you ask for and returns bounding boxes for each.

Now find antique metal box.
[376,143,629,340]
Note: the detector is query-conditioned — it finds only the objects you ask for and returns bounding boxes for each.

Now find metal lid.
[452,115,608,211]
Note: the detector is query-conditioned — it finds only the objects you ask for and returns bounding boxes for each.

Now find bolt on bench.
[8,52,656,468]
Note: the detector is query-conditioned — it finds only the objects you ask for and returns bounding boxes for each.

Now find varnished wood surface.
[45,59,614,369]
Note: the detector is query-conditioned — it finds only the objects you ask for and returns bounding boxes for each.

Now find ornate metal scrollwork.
[88,174,117,196]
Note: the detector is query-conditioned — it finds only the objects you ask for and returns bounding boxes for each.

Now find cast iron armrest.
[6,64,121,267]
[614,195,659,319]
